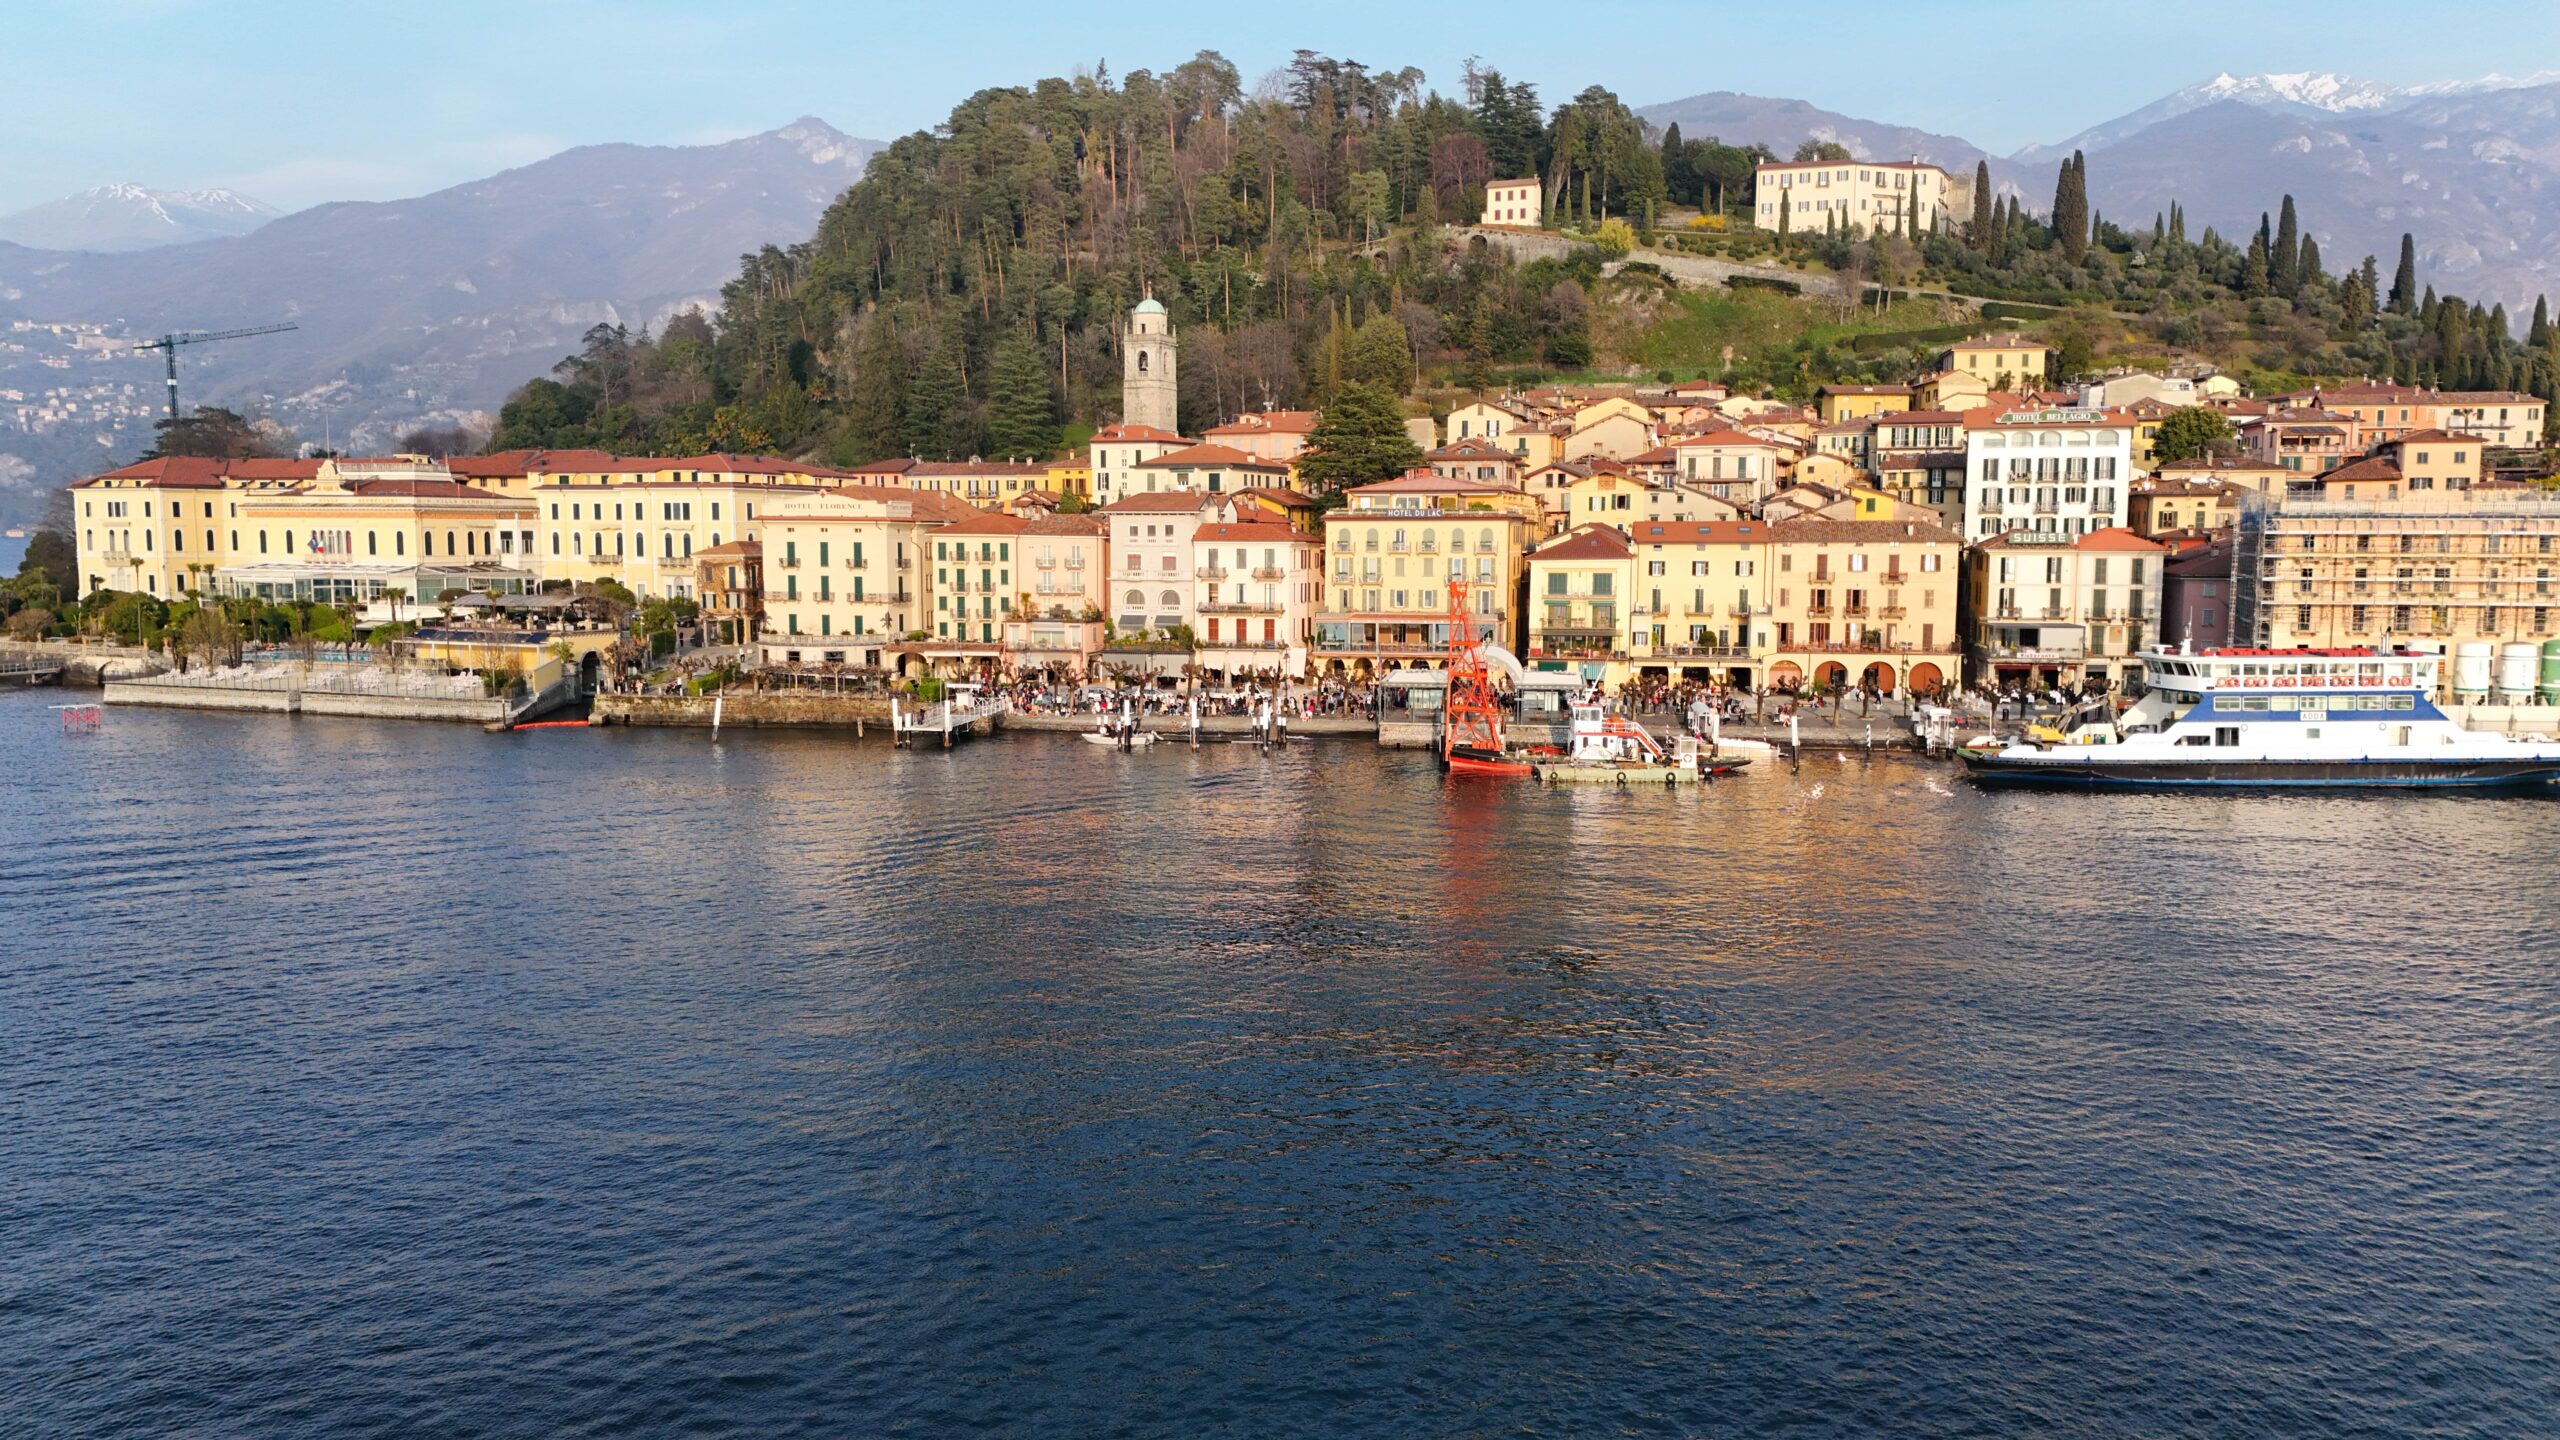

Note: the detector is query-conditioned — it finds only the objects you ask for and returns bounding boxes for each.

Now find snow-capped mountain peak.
[0,184,282,253]
[2192,72,2403,113]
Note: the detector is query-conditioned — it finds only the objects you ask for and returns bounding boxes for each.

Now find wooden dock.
[2,656,64,685]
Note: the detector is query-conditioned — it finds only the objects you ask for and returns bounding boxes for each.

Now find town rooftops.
[1671,428,1781,449]
[1532,525,1634,561]
[1021,514,1105,536]
[1765,516,1963,544]
[936,510,1032,536]
[1231,485,1320,510]
[1627,520,1767,545]
[1343,471,1519,497]
[1194,520,1306,544]
[1426,437,1518,461]
[2072,526,2170,552]
[1096,489,1208,513]
[1203,410,1319,436]
[2313,456,2404,486]
[1090,422,1191,444]
[2133,474,2248,498]
[1139,442,1285,469]
[2380,428,2490,447]
[1817,384,1910,397]
[1946,332,2040,350]
[696,539,761,558]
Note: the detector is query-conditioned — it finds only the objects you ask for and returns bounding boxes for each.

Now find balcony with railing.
[1196,565,1230,579]
[1199,599,1283,615]
[1251,565,1285,580]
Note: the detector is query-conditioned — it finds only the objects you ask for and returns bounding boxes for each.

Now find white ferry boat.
[1963,644,2560,790]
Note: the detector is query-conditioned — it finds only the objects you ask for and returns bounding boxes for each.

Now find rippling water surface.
[3,688,2556,1437]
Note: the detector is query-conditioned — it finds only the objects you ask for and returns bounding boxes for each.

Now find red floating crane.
[1440,573,1530,778]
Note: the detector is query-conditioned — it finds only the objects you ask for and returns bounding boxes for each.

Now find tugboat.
[1964,644,2560,790]
[1440,574,1533,777]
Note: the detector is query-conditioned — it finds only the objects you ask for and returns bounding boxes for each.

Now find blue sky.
[8,0,2559,213]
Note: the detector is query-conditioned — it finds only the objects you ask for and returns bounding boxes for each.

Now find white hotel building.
[1962,408,2135,542]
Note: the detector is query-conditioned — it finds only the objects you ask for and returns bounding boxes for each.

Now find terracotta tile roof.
[936,510,1032,535]
[1627,520,1769,545]
[2382,429,2489,446]
[1203,410,1319,436]
[1021,514,1105,536]
[1765,516,1963,544]
[1671,429,1780,449]
[1096,490,1208,513]
[1231,485,1319,509]
[1426,438,1518,461]
[2071,526,2170,552]
[1139,442,1285,469]
[2315,456,2402,485]
[1090,423,1192,444]
[696,539,761,558]
[1531,525,1633,561]
[1195,521,1307,543]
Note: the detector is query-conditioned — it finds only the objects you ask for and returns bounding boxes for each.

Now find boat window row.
[2211,694,2419,713]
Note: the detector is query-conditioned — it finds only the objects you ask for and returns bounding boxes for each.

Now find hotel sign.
[1998,409,2104,425]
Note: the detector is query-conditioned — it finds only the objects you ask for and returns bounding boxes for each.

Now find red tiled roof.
[1097,489,1208,513]
[1532,525,1633,561]
[1195,521,1306,543]
[1204,410,1319,435]
[1627,520,1768,545]
[1670,429,1780,449]
[1139,442,1285,470]
[2072,526,2169,553]
[1090,423,1192,444]
[2316,456,2402,485]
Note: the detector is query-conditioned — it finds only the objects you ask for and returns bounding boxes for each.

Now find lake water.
[4,689,2556,1437]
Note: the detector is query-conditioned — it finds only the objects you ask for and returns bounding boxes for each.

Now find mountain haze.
[0,184,281,252]
[1642,72,2560,311]
[0,119,880,505]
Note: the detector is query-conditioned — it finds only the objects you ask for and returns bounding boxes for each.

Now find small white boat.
[1083,729,1159,747]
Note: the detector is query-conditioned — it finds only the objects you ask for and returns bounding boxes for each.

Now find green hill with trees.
[484,50,2560,466]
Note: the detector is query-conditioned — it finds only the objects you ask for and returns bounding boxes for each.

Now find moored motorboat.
[1964,644,2560,790]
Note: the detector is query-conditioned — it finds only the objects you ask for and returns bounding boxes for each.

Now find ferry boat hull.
[1964,754,2560,790]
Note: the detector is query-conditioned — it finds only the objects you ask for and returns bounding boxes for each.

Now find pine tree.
[2390,233,2418,314]
[1968,161,1993,251]
[839,315,909,462]
[901,327,970,460]
[1296,381,1423,493]
[2273,195,2300,296]
[984,333,1060,459]
[2297,234,2323,290]
[1343,313,1416,395]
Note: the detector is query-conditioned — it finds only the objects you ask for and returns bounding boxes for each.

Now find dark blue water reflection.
[3,689,2555,1437]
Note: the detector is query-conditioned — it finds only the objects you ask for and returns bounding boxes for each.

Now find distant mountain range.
[0,118,879,526]
[0,184,282,252]
[1640,71,2560,314]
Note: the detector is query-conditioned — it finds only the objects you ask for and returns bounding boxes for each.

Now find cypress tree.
[2297,234,2323,289]
[2390,233,2418,314]
[2242,226,2270,298]
[2052,152,2088,261]
[1970,161,1993,251]
[2530,295,2552,349]
[1659,122,1688,206]
[2273,195,2300,296]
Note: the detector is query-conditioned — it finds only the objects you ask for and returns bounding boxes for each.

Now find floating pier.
[890,684,1011,748]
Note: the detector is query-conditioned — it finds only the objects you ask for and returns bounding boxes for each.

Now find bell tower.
[1122,292,1178,433]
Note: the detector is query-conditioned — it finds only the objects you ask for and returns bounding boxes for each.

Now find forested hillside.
[488,50,2560,467]
[491,52,1659,463]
